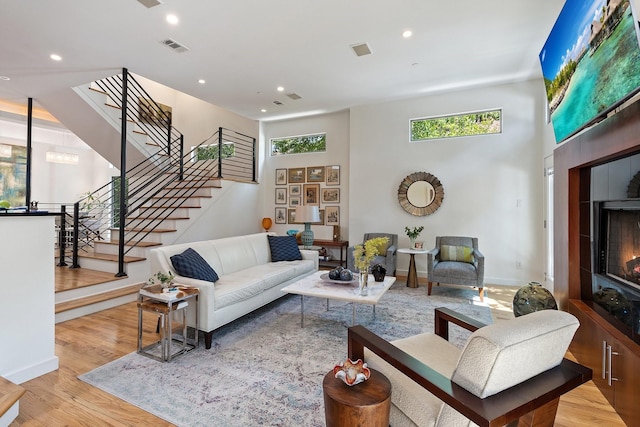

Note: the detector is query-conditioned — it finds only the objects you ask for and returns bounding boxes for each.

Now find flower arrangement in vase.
[405,226,424,249]
[147,270,175,290]
[353,236,389,295]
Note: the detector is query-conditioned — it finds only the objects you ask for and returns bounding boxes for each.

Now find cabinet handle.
[602,340,607,380]
[607,344,620,386]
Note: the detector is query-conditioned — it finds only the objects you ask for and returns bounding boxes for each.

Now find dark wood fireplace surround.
[555,100,640,427]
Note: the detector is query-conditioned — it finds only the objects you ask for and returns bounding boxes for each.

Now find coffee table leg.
[300,295,304,328]
[373,304,376,318]
[326,298,329,311]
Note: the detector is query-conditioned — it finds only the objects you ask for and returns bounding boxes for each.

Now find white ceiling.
[0,0,564,122]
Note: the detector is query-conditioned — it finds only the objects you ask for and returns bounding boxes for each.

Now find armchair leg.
[516,397,559,427]
[478,287,484,302]
[428,282,433,295]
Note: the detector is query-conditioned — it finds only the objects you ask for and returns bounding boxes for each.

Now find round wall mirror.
[398,172,444,216]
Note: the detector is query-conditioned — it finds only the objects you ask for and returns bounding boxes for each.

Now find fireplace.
[593,199,640,344]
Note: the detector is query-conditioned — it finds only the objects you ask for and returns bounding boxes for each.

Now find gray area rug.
[79,282,492,426]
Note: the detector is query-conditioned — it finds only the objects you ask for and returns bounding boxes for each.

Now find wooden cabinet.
[569,300,640,427]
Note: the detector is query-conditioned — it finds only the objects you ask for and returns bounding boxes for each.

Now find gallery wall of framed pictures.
[274,165,341,226]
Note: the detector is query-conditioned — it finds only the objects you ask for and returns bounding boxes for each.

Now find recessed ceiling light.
[50,54,62,61]
[166,14,179,25]
[277,86,285,92]
[402,30,412,38]
[261,109,267,113]
[0,76,10,81]
[198,79,205,84]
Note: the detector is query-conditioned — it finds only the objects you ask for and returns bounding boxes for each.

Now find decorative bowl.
[333,359,371,386]
[320,273,358,285]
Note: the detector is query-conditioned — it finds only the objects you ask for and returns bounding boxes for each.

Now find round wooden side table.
[323,368,391,427]
[398,248,428,288]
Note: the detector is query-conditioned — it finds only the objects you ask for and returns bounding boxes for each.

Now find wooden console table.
[313,239,349,269]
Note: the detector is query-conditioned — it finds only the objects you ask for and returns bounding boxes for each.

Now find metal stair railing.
[61,68,257,276]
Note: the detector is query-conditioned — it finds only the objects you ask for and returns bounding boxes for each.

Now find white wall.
[0,216,58,384]
[347,79,546,285]
[261,110,350,241]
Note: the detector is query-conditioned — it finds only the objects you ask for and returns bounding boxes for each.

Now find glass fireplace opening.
[594,200,640,344]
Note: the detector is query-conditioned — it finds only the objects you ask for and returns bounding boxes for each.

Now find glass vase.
[359,270,369,296]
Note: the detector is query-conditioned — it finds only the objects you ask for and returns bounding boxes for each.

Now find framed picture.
[138,97,172,124]
[275,188,287,204]
[290,196,301,207]
[275,207,287,224]
[288,208,297,224]
[326,165,340,186]
[303,183,320,206]
[288,167,305,183]
[275,168,287,185]
[289,184,301,196]
[306,166,325,182]
[325,206,340,225]
[321,188,340,203]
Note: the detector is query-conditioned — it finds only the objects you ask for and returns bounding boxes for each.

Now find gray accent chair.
[347,233,398,276]
[427,236,485,301]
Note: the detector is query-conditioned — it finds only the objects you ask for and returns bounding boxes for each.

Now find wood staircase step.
[114,227,176,233]
[78,252,146,263]
[55,283,144,314]
[0,377,25,420]
[101,241,162,248]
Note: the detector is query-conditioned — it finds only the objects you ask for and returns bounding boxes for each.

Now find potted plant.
[353,236,390,295]
[147,270,175,290]
[405,226,424,248]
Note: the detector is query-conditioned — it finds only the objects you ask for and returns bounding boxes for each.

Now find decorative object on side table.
[295,205,321,249]
[147,270,175,290]
[371,264,386,282]
[261,217,273,232]
[333,358,371,386]
[353,236,390,296]
[512,281,558,317]
[405,226,424,249]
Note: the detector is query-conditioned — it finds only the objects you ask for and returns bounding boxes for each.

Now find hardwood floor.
[10,284,626,426]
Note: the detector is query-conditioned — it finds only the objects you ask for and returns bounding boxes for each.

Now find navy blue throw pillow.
[170,248,219,282]
[268,235,303,262]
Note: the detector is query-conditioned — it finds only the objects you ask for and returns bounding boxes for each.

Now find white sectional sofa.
[149,232,318,348]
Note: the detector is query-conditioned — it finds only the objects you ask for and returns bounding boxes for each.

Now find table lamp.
[295,205,320,248]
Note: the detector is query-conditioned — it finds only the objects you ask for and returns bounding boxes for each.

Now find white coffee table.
[282,270,396,327]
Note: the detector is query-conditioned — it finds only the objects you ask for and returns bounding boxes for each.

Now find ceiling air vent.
[137,0,163,8]
[350,43,372,57]
[273,100,284,106]
[160,38,190,53]
[286,93,302,100]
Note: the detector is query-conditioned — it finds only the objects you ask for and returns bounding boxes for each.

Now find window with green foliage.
[270,133,326,156]
[193,142,235,161]
[410,109,502,141]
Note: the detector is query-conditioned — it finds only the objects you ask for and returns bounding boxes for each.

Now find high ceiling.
[0,0,564,122]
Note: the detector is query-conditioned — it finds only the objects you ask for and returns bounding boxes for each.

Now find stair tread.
[0,377,26,418]
[78,252,146,263]
[55,283,143,314]
[101,241,162,248]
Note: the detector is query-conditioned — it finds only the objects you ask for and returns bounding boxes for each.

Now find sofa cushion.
[170,248,219,282]
[213,274,265,309]
[268,235,303,262]
[440,245,474,263]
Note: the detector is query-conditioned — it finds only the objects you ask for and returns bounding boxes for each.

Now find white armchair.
[348,308,592,427]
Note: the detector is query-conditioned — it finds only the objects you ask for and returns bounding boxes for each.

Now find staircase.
[53,68,256,322]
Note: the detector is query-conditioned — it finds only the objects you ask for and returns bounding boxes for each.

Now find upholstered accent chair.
[347,232,398,276]
[427,236,485,301]
[348,308,592,427]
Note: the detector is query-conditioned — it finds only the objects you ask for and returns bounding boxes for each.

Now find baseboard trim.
[3,356,59,385]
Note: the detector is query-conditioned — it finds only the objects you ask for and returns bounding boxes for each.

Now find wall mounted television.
[539,0,640,143]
